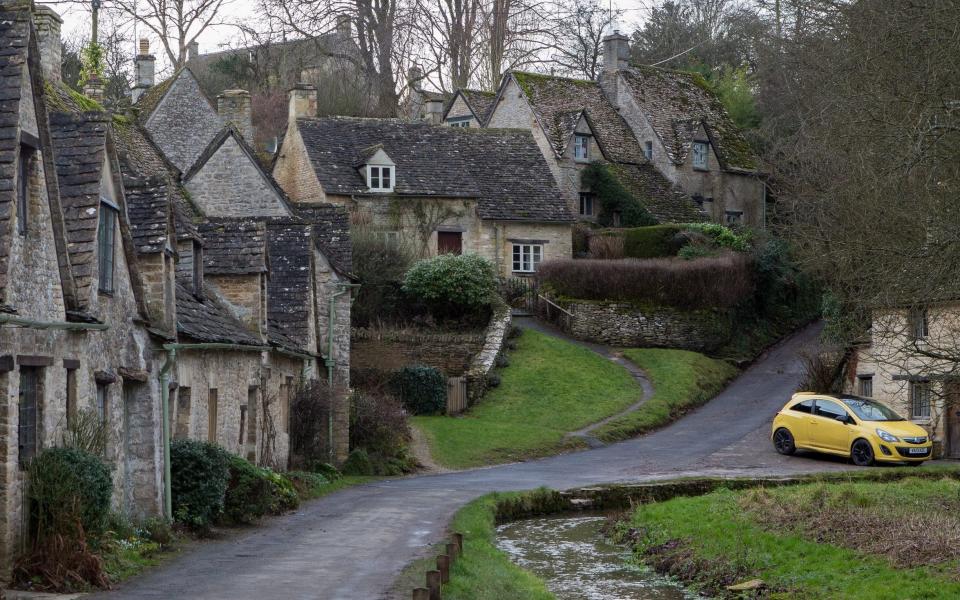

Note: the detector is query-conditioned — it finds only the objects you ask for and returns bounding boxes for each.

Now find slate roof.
[297,117,572,222]
[610,163,708,224]
[508,71,645,164]
[445,89,497,124]
[48,111,109,305]
[175,279,262,345]
[0,3,32,305]
[291,203,352,274]
[198,219,268,275]
[266,221,313,349]
[619,66,760,172]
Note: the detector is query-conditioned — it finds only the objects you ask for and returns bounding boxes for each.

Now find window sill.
[98,289,114,297]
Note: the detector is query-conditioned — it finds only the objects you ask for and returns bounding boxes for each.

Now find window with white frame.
[910,308,929,341]
[367,165,394,192]
[512,243,543,273]
[692,141,709,170]
[97,201,117,293]
[644,141,653,161]
[447,117,471,128]
[910,380,931,419]
[573,134,590,160]
[578,192,594,216]
[857,375,873,397]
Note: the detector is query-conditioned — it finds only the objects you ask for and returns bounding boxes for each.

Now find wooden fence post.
[426,570,442,600]
[413,588,429,600]
[453,532,464,555]
[446,541,458,562]
[437,554,450,584]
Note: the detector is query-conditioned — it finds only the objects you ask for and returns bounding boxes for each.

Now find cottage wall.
[206,273,268,338]
[272,123,327,204]
[444,95,479,127]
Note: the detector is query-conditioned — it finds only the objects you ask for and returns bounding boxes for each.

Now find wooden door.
[437,231,462,255]
[946,381,960,459]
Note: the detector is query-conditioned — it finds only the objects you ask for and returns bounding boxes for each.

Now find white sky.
[47,0,658,77]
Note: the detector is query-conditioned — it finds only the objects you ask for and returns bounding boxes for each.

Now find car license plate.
[908,447,927,455]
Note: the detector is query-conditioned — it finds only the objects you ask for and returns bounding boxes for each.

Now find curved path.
[96,323,854,600]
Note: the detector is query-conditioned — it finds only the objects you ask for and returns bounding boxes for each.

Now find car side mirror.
[836,414,851,424]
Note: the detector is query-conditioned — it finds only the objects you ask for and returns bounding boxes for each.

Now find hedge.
[27,447,112,540]
[170,439,231,529]
[536,253,754,309]
[391,365,447,415]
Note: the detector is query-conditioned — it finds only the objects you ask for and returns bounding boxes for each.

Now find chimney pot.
[425,98,444,125]
[132,38,156,103]
[602,31,630,74]
[139,37,150,55]
[288,83,318,121]
[33,5,64,83]
[218,89,254,143]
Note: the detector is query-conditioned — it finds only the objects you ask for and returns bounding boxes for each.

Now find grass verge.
[593,348,737,443]
[620,472,960,599]
[413,329,641,469]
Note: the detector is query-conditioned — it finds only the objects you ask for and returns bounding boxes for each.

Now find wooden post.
[453,532,464,555]
[446,541,458,562]
[413,588,429,600]
[437,554,450,584]
[426,570,441,600]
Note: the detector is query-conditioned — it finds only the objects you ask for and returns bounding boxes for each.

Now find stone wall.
[464,300,512,404]
[272,122,327,204]
[566,301,733,353]
[351,327,486,376]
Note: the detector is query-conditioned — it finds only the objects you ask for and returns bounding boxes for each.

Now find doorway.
[437,231,462,255]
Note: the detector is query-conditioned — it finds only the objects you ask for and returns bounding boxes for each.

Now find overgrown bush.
[588,234,625,259]
[572,222,592,257]
[61,407,109,456]
[537,253,754,309]
[798,350,846,393]
[221,456,276,524]
[684,222,752,252]
[342,448,374,476]
[620,224,687,258]
[289,379,347,470]
[170,439,230,529]
[402,253,496,320]
[351,389,411,459]
[285,471,329,499]
[581,161,657,227]
[391,365,447,415]
[351,223,417,326]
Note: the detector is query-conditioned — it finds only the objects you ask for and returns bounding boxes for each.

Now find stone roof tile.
[266,221,313,349]
[199,219,268,275]
[175,278,262,345]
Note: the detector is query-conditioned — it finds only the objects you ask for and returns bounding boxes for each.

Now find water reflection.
[496,515,698,600]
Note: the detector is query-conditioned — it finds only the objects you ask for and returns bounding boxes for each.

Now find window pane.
[18,368,40,466]
[370,167,380,189]
[532,245,542,270]
[385,167,393,189]
[512,245,521,271]
[98,205,116,292]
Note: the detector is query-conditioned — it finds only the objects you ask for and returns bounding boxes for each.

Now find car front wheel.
[773,428,796,455]
[851,439,874,466]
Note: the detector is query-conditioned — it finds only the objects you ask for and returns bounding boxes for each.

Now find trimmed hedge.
[403,253,497,317]
[621,225,687,258]
[27,447,112,540]
[537,253,754,309]
[170,439,230,529]
[391,365,447,415]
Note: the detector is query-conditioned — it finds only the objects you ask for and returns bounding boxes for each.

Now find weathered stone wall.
[272,122,327,204]
[444,95,479,127]
[351,327,486,376]
[144,70,223,172]
[137,251,176,333]
[566,301,733,352]
[464,299,512,404]
[206,273,267,338]
[185,135,290,217]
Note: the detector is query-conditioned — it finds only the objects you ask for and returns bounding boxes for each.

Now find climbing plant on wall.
[581,161,657,227]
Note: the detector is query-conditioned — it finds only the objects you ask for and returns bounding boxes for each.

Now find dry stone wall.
[566,301,732,352]
[351,328,486,376]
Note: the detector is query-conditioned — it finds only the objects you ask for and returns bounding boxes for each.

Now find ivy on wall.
[581,161,657,227]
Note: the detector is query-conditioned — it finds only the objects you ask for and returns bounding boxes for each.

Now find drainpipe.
[0,314,110,331]
[326,283,359,462]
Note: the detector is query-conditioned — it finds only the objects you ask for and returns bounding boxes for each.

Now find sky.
[49,0,660,67]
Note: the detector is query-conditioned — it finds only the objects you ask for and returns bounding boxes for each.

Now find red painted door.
[437,231,462,255]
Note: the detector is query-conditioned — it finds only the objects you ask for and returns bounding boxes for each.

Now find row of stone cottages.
[0,3,353,575]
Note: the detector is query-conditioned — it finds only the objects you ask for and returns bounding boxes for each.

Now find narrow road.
[97,323,854,600]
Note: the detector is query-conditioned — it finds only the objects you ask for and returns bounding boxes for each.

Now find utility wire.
[648,37,708,66]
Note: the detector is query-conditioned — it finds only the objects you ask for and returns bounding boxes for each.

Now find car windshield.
[842,397,905,421]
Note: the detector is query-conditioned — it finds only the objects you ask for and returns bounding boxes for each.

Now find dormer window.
[368,165,394,192]
[692,141,709,170]
[573,134,590,161]
[97,200,118,293]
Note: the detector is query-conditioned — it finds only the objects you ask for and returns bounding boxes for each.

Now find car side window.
[789,400,813,414]
[814,399,848,421]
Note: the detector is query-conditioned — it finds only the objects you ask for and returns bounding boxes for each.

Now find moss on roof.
[512,71,595,97]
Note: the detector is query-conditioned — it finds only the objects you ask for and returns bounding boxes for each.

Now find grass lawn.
[623,474,960,599]
[412,329,641,469]
[592,348,737,443]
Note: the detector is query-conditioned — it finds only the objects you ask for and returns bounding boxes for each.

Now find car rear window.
[789,400,813,414]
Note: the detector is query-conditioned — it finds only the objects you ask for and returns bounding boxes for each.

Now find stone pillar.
[602,30,630,74]
[33,5,63,83]
[288,84,318,121]
[132,38,155,103]
[217,89,254,143]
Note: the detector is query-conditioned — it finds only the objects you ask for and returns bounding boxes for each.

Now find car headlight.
[876,429,899,443]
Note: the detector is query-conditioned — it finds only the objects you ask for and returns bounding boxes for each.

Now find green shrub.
[684,222,752,252]
[402,253,496,318]
[581,161,657,227]
[391,365,447,415]
[285,471,330,499]
[265,470,299,513]
[170,439,230,529]
[620,224,687,258]
[27,447,112,541]
[221,456,300,525]
[342,448,375,476]
[306,461,343,481]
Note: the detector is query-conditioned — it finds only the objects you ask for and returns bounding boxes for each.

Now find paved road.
[97,323,855,600]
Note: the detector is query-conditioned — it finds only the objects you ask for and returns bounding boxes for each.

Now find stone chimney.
[187,40,199,62]
[336,15,351,36]
[33,5,63,83]
[132,38,155,103]
[407,65,423,92]
[425,98,444,125]
[288,83,318,121]
[602,30,630,74]
[218,89,254,143]
[83,74,104,104]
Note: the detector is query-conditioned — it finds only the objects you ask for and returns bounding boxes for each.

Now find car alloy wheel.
[851,439,874,466]
[773,428,795,455]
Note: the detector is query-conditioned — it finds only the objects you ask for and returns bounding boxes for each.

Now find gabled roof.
[507,71,645,164]
[265,221,313,349]
[444,88,497,124]
[291,204,353,274]
[296,117,572,222]
[619,66,760,172]
[610,163,708,224]
[199,219,268,275]
[175,279,262,345]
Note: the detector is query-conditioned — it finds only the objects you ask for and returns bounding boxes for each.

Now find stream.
[496,515,699,600]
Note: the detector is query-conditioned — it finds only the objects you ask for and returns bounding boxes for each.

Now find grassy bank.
[413,330,640,469]
[593,348,737,443]
[621,473,960,599]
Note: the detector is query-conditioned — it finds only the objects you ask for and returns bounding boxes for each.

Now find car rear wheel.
[851,439,874,466]
[773,428,796,455]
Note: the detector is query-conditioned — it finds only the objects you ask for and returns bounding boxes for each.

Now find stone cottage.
[441,88,497,128]
[475,32,766,227]
[273,88,573,277]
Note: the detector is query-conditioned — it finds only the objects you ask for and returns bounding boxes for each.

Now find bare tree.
[476,0,556,89]
[412,0,482,91]
[549,0,620,80]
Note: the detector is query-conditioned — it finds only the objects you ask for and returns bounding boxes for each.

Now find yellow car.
[771,393,933,466]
